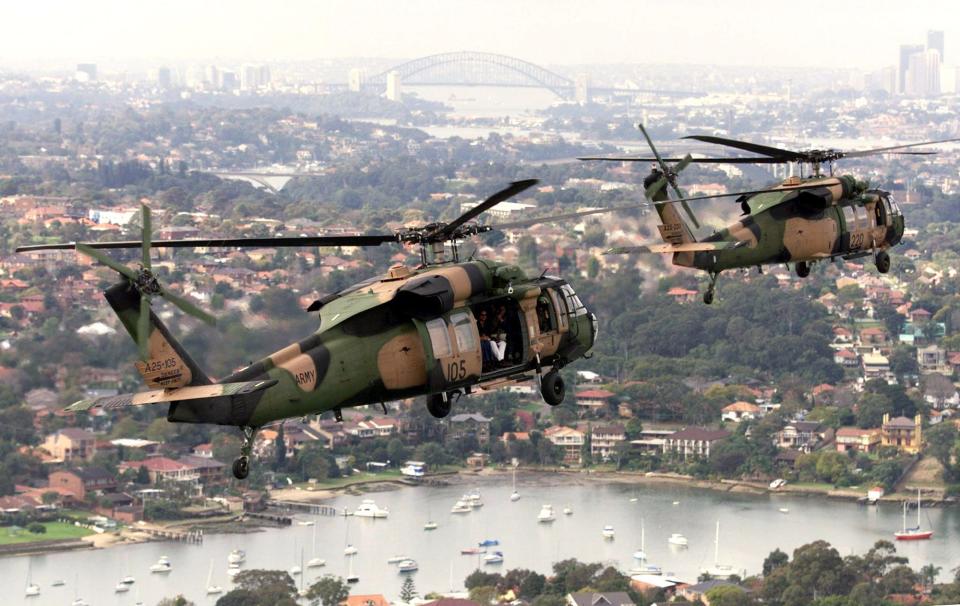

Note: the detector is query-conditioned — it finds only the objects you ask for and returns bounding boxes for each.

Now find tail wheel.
[876,251,891,274]
[232,456,250,480]
[541,371,565,406]
[795,261,811,278]
[426,393,451,419]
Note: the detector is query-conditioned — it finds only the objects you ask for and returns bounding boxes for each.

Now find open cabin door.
[527,287,569,359]
[415,310,482,393]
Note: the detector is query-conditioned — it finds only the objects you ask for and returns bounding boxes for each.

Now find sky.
[2,0,958,70]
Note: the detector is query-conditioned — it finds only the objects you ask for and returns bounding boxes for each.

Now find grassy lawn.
[0,522,93,546]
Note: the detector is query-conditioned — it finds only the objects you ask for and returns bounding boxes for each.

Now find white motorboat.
[25,583,40,597]
[563,507,573,515]
[398,559,419,573]
[668,533,688,546]
[672,501,680,506]
[424,520,438,530]
[451,500,472,513]
[344,544,358,556]
[483,551,504,564]
[779,507,790,514]
[114,582,130,593]
[465,490,484,508]
[387,555,410,564]
[537,504,555,523]
[150,556,172,573]
[354,499,389,518]
[769,478,787,489]
[227,549,246,565]
[602,525,615,539]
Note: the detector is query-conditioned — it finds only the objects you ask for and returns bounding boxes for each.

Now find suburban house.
[590,424,627,461]
[881,414,923,454]
[776,421,824,452]
[42,428,98,462]
[446,413,492,445]
[545,425,586,465]
[120,455,226,492]
[662,427,731,460]
[917,344,949,374]
[862,351,891,380]
[567,592,636,606]
[721,401,762,423]
[345,418,398,440]
[576,389,616,411]
[48,466,116,501]
[835,427,881,453]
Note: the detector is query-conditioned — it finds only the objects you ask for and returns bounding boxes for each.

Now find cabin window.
[425,318,452,358]
[450,312,477,353]
[842,206,856,229]
[550,289,568,331]
[560,284,587,317]
[853,205,867,226]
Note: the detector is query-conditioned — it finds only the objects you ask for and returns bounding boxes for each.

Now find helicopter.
[16,180,598,479]
[581,125,959,304]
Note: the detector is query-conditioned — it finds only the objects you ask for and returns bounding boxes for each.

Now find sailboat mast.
[714,521,720,566]
[917,488,922,527]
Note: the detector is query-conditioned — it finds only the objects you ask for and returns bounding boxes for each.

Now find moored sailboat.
[894,489,933,540]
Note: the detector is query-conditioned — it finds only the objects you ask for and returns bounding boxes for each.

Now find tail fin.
[104,281,212,389]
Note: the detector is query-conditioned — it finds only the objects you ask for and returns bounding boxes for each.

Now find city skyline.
[2,0,958,71]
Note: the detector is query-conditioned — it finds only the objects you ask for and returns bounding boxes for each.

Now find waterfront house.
[590,424,627,461]
[42,428,98,462]
[446,413,492,446]
[545,425,586,465]
[576,389,616,412]
[48,466,116,501]
[775,421,824,452]
[662,427,731,460]
[881,414,923,454]
[835,427,881,453]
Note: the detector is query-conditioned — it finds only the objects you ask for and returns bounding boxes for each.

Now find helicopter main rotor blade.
[137,296,151,361]
[141,203,152,270]
[490,182,841,231]
[159,287,217,326]
[840,138,960,158]
[16,234,400,253]
[427,179,538,240]
[578,156,785,164]
[682,135,804,160]
[75,243,139,280]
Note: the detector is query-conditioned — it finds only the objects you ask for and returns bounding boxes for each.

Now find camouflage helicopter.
[17,180,598,479]
[581,125,959,304]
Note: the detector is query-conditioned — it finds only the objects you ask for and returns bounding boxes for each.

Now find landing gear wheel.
[703,271,719,305]
[426,393,451,419]
[703,290,714,305]
[795,261,811,278]
[541,371,565,406]
[875,251,890,274]
[232,456,250,480]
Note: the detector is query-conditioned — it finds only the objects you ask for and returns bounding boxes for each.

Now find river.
[3,476,958,605]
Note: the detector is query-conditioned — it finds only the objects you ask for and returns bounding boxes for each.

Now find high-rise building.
[898,44,924,93]
[348,68,366,92]
[156,66,173,89]
[240,64,270,91]
[220,70,238,91]
[928,30,945,62]
[204,65,220,90]
[75,63,97,82]
[906,49,941,96]
[386,71,402,101]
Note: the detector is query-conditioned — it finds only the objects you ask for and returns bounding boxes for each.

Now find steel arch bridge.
[367,51,577,100]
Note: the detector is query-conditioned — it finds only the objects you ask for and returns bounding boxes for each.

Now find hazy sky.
[3,0,958,69]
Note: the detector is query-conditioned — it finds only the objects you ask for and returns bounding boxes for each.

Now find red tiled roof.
[577,390,615,399]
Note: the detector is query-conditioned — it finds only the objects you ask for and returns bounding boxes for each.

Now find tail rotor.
[76,203,216,360]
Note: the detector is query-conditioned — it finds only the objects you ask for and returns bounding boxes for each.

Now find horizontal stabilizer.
[605,241,747,255]
[64,379,277,412]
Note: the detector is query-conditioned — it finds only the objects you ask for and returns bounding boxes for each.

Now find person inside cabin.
[537,296,552,333]
[488,305,507,364]
[478,309,494,368]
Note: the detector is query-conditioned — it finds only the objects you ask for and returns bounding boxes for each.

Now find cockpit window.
[425,318,452,358]
[560,284,587,317]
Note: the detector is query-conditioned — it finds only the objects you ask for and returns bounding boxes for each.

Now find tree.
[232,569,295,597]
[275,423,287,468]
[705,585,754,606]
[307,575,350,606]
[468,585,497,605]
[763,548,789,576]
[926,423,959,481]
[856,393,893,429]
[400,575,416,601]
[920,563,942,590]
[27,522,45,534]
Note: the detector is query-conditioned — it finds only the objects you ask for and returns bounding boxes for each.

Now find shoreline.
[3,467,949,559]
